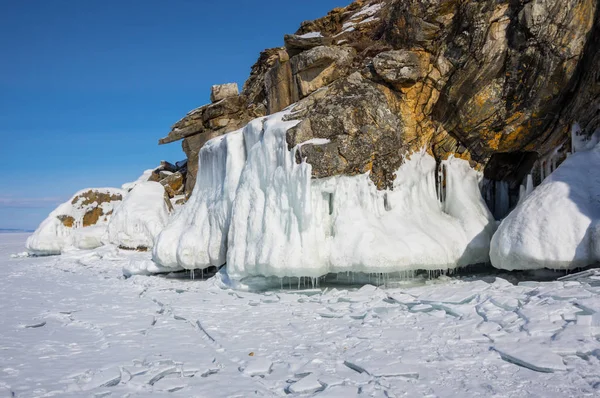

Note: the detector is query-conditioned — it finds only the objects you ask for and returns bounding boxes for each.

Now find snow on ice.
[121,169,155,191]
[2,233,600,396]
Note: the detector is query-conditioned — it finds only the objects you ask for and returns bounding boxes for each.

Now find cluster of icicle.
[152,110,497,281]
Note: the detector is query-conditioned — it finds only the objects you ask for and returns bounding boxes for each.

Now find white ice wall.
[491,143,600,270]
[152,128,247,270]
[153,111,497,279]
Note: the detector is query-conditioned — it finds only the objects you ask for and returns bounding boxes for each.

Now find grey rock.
[290,46,356,98]
[210,83,239,103]
[372,50,426,86]
[284,33,333,57]
[286,72,405,189]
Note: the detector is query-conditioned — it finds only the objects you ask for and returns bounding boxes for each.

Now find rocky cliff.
[160,0,598,212]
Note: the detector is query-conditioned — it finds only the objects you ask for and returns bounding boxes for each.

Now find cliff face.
[159,0,599,198]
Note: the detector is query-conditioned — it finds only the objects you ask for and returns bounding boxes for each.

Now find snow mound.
[106,182,171,250]
[153,110,496,279]
[491,143,600,270]
[26,188,125,255]
[121,169,154,191]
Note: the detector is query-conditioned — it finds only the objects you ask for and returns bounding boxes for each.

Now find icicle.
[525,174,534,195]
[494,180,510,219]
[518,184,526,205]
[571,122,581,154]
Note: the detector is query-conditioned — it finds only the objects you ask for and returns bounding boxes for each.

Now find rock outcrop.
[159,0,598,214]
[210,83,239,103]
[124,161,188,207]
[26,188,126,255]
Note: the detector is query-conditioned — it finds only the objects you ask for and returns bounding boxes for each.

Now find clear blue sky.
[0,0,347,230]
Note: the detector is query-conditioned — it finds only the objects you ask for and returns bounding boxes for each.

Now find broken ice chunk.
[82,367,122,390]
[288,373,324,394]
[343,358,419,378]
[493,344,567,372]
[243,358,273,376]
[409,304,433,313]
[417,281,489,304]
[316,385,360,397]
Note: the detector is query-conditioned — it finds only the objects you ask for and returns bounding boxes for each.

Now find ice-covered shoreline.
[24,110,600,280]
[3,233,600,396]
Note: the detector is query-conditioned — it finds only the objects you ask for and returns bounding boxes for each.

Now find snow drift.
[121,169,154,191]
[491,142,600,270]
[26,188,125,255]
[105,182,171,250]
[153,110,496,279]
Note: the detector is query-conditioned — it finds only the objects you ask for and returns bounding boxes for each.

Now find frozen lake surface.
[1,233,600,397]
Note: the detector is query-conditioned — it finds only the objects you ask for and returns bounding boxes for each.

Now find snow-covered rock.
[154,110,496,279]
[491,143,600,270]
[105,182,171,250]
[121,169,154,191]
[26,188,125,255]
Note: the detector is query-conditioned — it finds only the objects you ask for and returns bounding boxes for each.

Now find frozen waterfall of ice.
[491,142,600,270]
[105,182,171,250]
[152,127,248,270]
[152,110,496,279]
[26,188,125,255]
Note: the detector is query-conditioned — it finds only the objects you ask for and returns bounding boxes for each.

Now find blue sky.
[0,0,347,230]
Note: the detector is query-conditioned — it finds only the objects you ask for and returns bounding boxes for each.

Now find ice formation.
[105,182,171,250]
[571,123,600,154]
[517,174,534,205]
[491,142,600,270]
[153,110,496,279]
[152,127,247,270]
[538,145,564,182]
[26,188,125,255]
[493,180,510,220]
